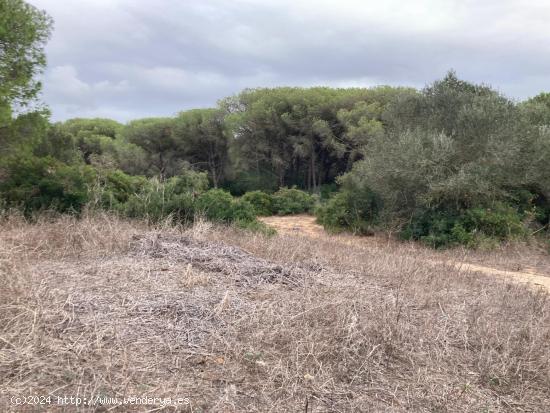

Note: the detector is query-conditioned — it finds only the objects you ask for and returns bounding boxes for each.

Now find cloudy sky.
[31,0,550,122]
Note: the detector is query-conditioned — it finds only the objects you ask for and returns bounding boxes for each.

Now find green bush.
[316,171,381,235]
[401,203,527,248]
[241,190,274,216]
[93,170,147,209]
[316,187,380,235]
[119,175,202,223]
[196,189,256,223]
[462,204,527,240]
[90,173,264,230]
[121,178,171,221]
[234,218,276,236]
[223,171,279,196]
[170,168,209,193]
[230,198,257,222]
[93,168,208,222]
[319,183,338,201]
[123,190,196,224]
[271,187,315,215]
[0,156,95,214]
[316,192,349,232]
[195,189,234,221]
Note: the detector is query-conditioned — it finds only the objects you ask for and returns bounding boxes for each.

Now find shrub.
[195,189,234,221]
[122,190,196,223]
[401,203,527,248]
[119,175,198,222]
[462,204,527,240]
[271,187,315,215]
[93,170,147,209]
[170,168,209,193]
[319,183,338,201]
[241,190,273,216]
[230,198,257,222]
[316,170,382,235]
[95,168,207,222]
[224,171,279,196]
[316,188,380,235]
[121,178,177,221]
[234,218,276,236]
[0,156,95,214]
[196,189,256,224]
[316,192,349,232]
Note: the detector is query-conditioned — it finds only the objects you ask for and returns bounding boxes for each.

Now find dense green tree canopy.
[0,0,52,112]
[173,109,228,187]
[0,0,52,161]
[122,117,179,178]
[220,86,414,193]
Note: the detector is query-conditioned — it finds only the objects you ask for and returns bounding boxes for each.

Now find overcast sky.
[31,0,550,122]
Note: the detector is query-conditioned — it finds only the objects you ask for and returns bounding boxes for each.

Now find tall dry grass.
[0,213,549,412]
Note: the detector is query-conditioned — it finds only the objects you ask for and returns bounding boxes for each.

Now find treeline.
[318,75,550,247]
[4,86,412,193]
[0,85,392,229]
[1,0,550,247]
[2,73,550,247]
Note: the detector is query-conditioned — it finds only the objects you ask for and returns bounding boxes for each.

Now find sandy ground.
[260,214,550,291]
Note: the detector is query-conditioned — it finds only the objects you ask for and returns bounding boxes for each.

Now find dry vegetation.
[260,215,550,291]
[1,213,550,412]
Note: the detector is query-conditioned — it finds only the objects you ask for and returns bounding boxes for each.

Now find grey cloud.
[31,0,550,122]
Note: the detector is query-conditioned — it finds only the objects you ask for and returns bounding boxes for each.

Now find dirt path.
[260,215,550,291]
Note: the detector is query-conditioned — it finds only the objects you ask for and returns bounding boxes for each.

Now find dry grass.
[260,215,550,291]
[1,214,550,412]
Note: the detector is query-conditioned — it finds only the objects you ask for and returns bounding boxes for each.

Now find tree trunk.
[208,152,218,188]
[158,152,165,180]
[311,145,317,191]
[210,164,218,188]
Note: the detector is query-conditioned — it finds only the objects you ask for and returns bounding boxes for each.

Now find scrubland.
[1,213,549,412]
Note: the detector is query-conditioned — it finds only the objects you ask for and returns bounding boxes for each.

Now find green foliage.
[318,183,338,201]
[0,0,52,109]
[62,118,122,139]
[463,205,527,240]
[224,170,279,195]
[195,189,234,221]
[316,170,381,234]
[195,189,256,223]
[2,44,549,247]
[230,198,257,222]
[315,192,350,232]
[34,122,78,163]
[236,80,550,242]
[1,109,50,157]
[92,170,147,209]
[170,168,209,193]
[401,204,527,248]
[0,155,94,214]
[121,179,196,223]
[233,218,276,236]
[222,86,412,191]
[122,117,180,178]
[173,109,228,187]
[30,118,151,177]
[271,187,315,215]
[241,190,273,216]
[113,169,208,223]
[320,71,550,247]
[316,186,380,235]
